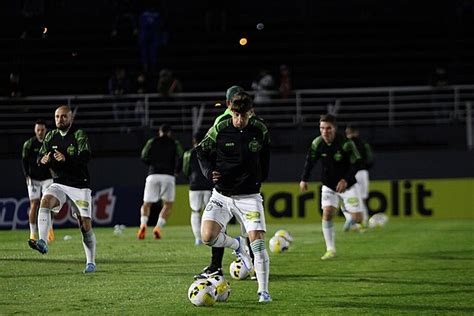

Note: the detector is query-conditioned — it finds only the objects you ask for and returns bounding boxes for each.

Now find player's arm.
[174,140,184,176]
[342,139,362,182]
[365,142,374,169]
[182,150,191,178]
[260,129,270,182]
[196,126,217,181]
[300,137,321,192]
[140,138,154,165]
[21,138,32,178]
[38,132,53,166]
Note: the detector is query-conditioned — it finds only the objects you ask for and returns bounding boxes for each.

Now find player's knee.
[80,218,92,232]
[40,195,58,209]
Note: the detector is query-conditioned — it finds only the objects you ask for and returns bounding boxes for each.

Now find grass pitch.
[1,219,473,315]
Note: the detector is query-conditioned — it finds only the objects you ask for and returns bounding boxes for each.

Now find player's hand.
[336,179,347,193]
[211,171,221,183]
[53,150,66,162]
[40,152,51,164]
[299,181,308,192]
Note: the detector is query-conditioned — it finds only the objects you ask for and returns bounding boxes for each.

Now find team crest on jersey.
[248,139,261,152]
[334,151,342,161]
[67,144,76,156]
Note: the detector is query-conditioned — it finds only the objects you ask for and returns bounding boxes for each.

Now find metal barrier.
[1,85,473,145]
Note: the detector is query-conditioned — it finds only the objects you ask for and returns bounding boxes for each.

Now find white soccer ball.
[188,280,217,307]
[274,229,293,243]
[207,275,231,302]
[368,213,389,228]
[269,235,290,253]
[229,258,250,280]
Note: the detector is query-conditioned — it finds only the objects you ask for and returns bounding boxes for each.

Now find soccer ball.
[188,280,217,307]
[274,229,293,243]
[269,235,290,253]
[229,258,250,280]
[368,213,389,228]
[207,275,231,302]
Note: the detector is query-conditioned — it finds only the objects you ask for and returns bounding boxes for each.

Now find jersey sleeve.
[342,139,362,182]
[73,129,91,164]
[182,150,191,178]
[140,138,154,164]
[21,138,32,177]
[364,142,374,169]
[38,131,53,167]
[300,137,322,181]
[196,125,218,181]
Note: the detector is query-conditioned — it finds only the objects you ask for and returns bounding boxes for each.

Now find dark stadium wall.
[1,150,473,230]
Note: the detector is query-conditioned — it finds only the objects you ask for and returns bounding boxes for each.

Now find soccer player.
[182,131,213,245]
[193,85,250,279]
[196,91,272,302]
[299,114,363,260]
[137,124,183,239]
[22,120,54,247]
[31,105,96,273]
[344,125,374,230]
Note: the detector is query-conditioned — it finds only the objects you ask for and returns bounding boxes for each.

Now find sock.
[82,230,96,264]
[190,210,201,241]
[210,247,225,270]
[38,208,50,243]
[322,220,335,252]
[207,231,239,249]
[29,223,37,239]
[342,210,352,221]
[247,237,255,263]
[156,217,166,229]
[251,239,270,293]
[140,215,148,227]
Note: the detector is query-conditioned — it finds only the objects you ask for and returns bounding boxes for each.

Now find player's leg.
[28,198,40,240]
[138,175,159,239]
[78,216,96,273]
[342,184,365,232]
[356,170,370,225]
[248,230,271,302]
[31,190,61,253]
[41,179,55,242]
[189,190,202,245]
[153,175,176,239]
[321,186,339,260]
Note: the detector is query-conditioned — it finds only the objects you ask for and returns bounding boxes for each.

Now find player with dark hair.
[344,125,374,230]
[196,91,272,302]
[183,131,213,245]
[137,124,184,239]
[300,114,363,260]
[22,119,54,247]
[32,105,96,273]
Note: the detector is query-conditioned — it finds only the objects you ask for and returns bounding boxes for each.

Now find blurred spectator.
[20,0,46,39]
[251,69,274,104]
[135,72,148,126]
[157,69,182,100]
[279,64,291,99]
[430,67,449,87]
[138,4,162,73]
[9,72,23,98]
[108,67,131,124]
[204,0,227,32]
[111,0,138,39]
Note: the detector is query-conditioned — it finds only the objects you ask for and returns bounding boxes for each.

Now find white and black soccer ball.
[229,258,250,280]
[188,280,217,307]
[207,275,231,302]
[368,213,389,228]
[269,235,290,253]
[274,229,293,243]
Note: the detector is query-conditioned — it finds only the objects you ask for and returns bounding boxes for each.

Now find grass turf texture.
[1,219,473,315]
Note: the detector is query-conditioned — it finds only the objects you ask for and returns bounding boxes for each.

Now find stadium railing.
[1,85,473,145]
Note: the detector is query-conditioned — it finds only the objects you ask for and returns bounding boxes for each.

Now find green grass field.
[1,219,473,315]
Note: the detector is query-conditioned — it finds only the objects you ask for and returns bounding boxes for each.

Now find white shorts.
[355,170,369,199]
[321,184,362,213]
[143,174,175,203]
[189,190,212,212]
[27,178,53,200]
[202,189,266,234]
[44,183,92,218]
